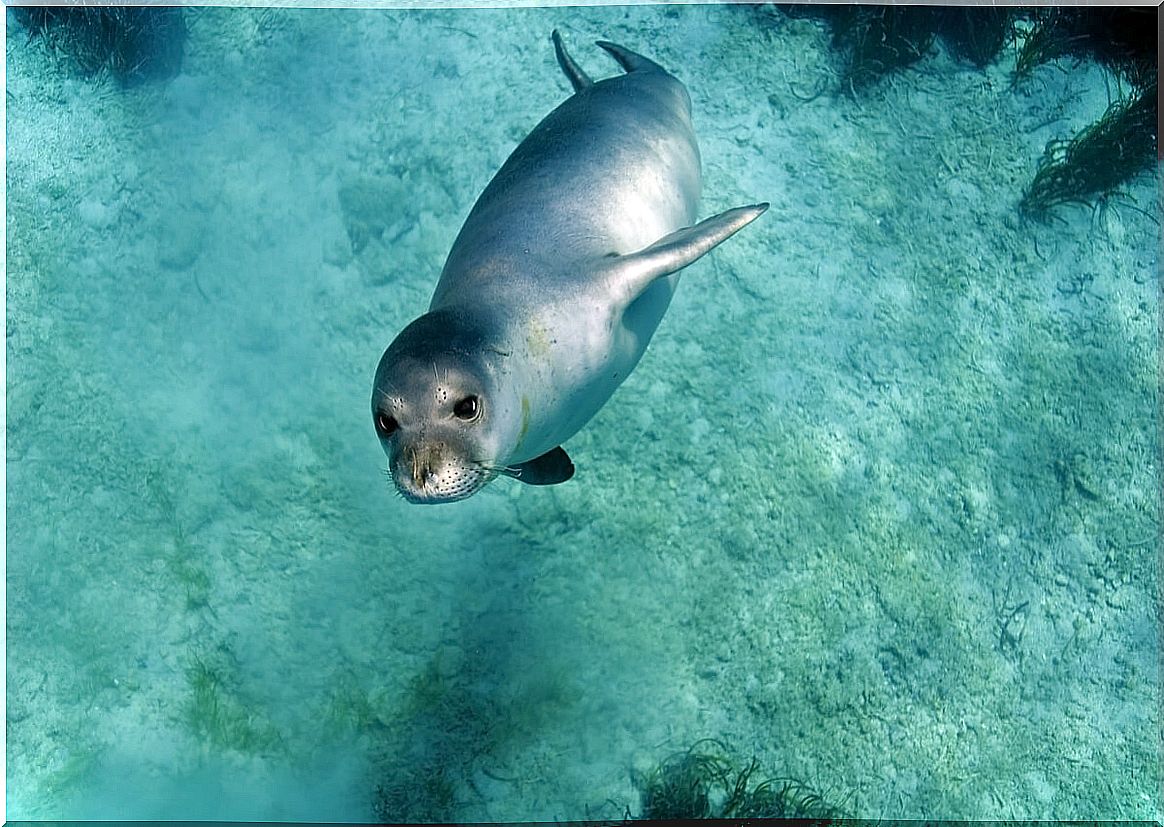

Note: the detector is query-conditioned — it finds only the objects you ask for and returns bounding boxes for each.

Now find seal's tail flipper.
[607,203,770,309]
[595,39,667,74]
[552,30,592,92]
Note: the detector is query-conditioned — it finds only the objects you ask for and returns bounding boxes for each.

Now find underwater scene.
[5,3,1159,821]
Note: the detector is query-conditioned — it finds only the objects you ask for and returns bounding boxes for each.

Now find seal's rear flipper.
[596,39,666,74]
[608,203,769,309]
[553,31,667,89]
[502,446,575,485]
[552,30,592,92]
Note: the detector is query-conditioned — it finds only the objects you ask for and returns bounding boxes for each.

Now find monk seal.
[372,31,768,503]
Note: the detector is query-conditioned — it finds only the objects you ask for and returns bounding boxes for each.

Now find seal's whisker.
[374,381,400,400]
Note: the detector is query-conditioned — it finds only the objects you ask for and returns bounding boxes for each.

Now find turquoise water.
[6,5,1159,821]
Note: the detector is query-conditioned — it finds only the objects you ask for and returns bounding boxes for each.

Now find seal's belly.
[504,270,674,462]
[428,63,705,462]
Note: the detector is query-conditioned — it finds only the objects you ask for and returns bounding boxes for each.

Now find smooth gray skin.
[373,32,767,504]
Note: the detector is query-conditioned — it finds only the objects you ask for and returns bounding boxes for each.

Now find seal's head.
[372,308,508,504]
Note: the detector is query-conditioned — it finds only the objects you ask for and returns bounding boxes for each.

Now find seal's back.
[431,37,702,309]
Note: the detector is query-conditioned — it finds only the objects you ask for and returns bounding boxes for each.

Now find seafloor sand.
[6,5,1159,821]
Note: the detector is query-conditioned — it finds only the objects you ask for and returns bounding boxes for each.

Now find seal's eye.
[375,411,398,436]
[453,395,480,421]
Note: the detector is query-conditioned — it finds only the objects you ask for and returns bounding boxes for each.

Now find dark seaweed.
[935,7,1013,68]
[830,6,940,91]
[1020,81,1158,218]
[635,738,843,821]
[770,5,1014,87]
[11,6,186,86]
[1014,6,1156,85]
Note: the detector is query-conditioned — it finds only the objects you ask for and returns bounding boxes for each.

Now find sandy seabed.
[6,5,1159,821]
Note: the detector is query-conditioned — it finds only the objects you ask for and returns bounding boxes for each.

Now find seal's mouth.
[387,448,498,504]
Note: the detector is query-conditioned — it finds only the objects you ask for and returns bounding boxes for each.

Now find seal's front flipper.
[608,203,769,309]
[502,446,575,485]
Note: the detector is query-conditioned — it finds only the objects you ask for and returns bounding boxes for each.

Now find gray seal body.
[373,32,767,503]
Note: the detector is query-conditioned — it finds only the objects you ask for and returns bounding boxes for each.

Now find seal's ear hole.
[454,395,481,421]
[375,411,398,437]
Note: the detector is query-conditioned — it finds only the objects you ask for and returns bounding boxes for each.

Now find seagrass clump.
[635,739,843,820]
[1014,7,1155,84]
[1019,80,1157,217]
[774,5,1010,90]
[1012,6,1157,218]
[830,6,939,91]
[13,6,186,86]
[935,7,1012,68]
